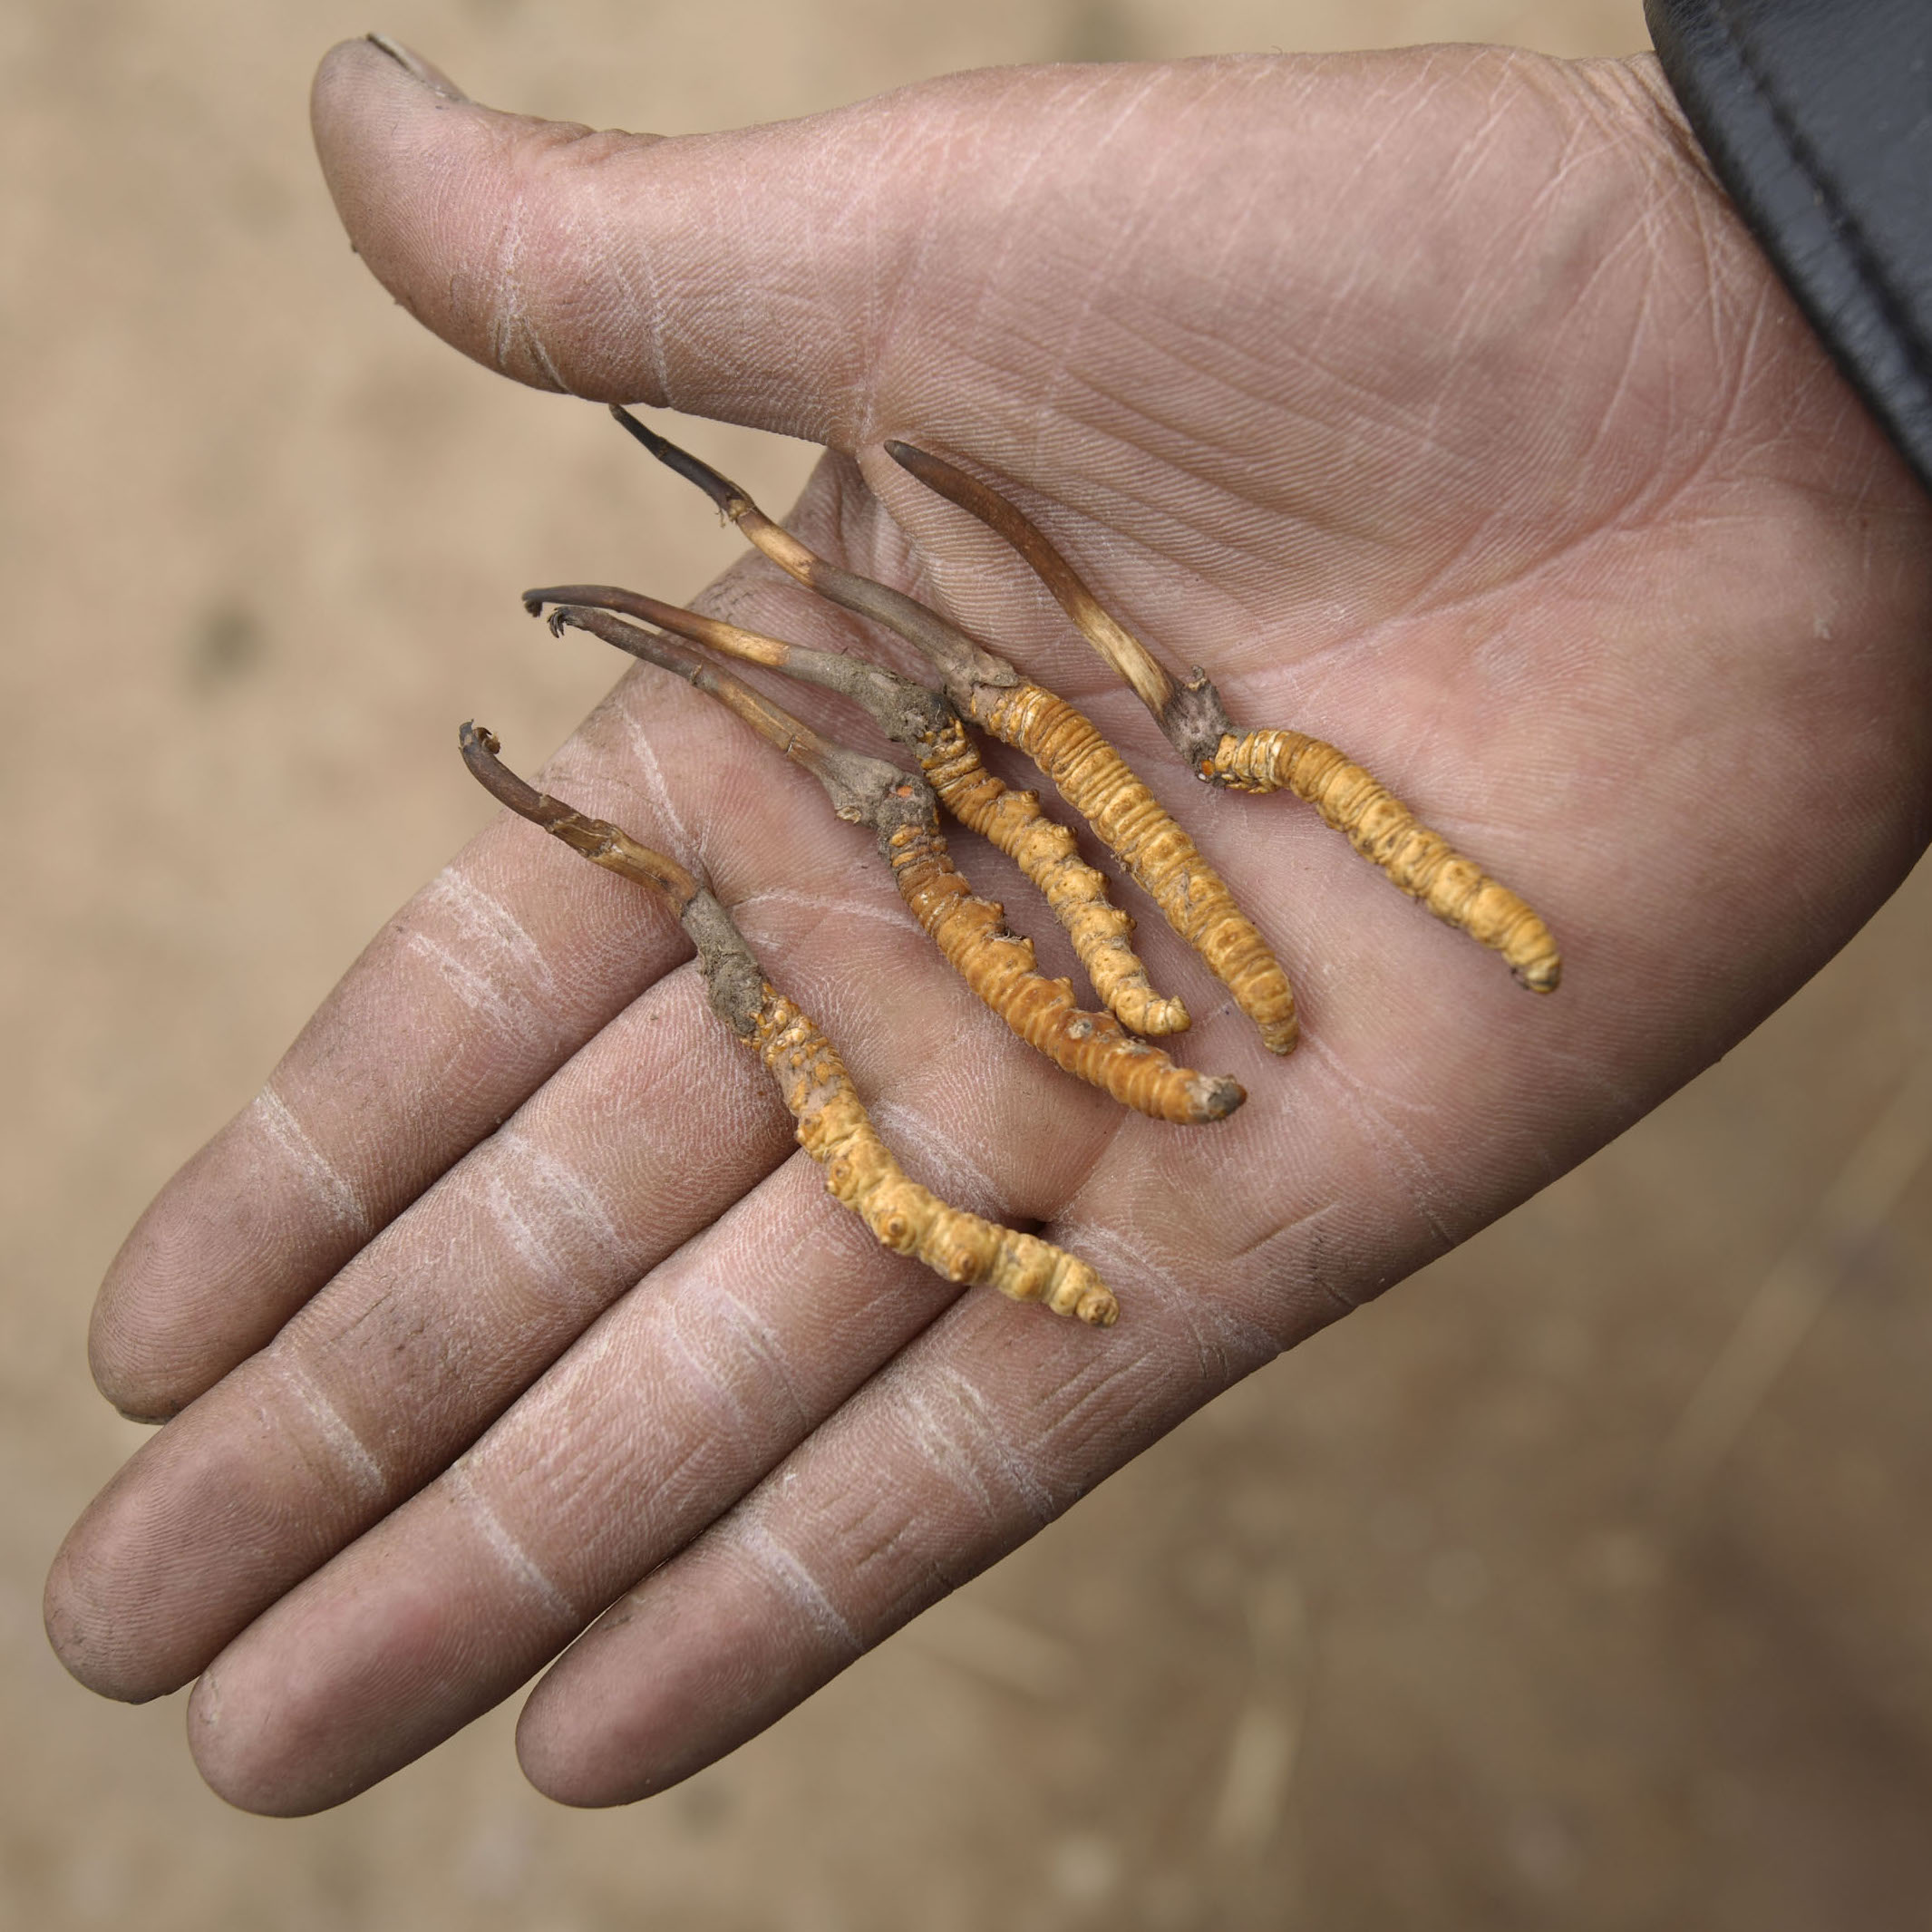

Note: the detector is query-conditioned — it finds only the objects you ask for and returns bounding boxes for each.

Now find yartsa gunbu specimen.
[460,724,1120,1326]
[463,408,1560,1325]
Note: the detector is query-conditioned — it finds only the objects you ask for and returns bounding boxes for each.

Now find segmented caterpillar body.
[752,992,1117,1324]
[916,714,1189,1037]
[881,791,1242,1123]
[978,685,1300,1054]
[1211,729,1560,992]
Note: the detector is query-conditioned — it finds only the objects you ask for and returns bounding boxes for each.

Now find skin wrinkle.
[1020,1213,1275,1367]
[1462,83,1607,269]
[911,1364,1055,1529]
[513,142,602,394]
[1029,71,1182,454]
[262,1354,387,1503]
[549,1248,838,1538]
[1119,1248,1293,1368]
[1372,704,1461,819]
[1209,336,1488,501]
[919,454,1290,667]
[704,1282,811,1439]
[733,886,918,937]
[399,926,553,1034]
[729,886,916,997]
[1377,121,1618,420]
[1222,1195,1344,1273]
[655,1294,765,1441]
[1329,50,1461,204]
[865,107,965,419]
[1759,365,1861,481]
[1039,1313,1168,1413]
[1377,118,1662,597]
[250,1086,370,1238]
[1665,167,1732,392]
[316,1284,402,1355]
[864,1525,972,1633]
[1300,1032,1478,1251]
[248,965,785,1455]
[481,119,597,392]
[1038,1334,1226,1471]
[897,1387,1008,1530]
[477,1131,626,1296]
[954,72,1117,393]
[767,1168,879,1280]
[1365,244,1769,626]
[794,153,873,415]
[858,170,889,422]
[734,1521,861,1656]
[1013,362,1405,567]
[1276,527,1607,674]
[640,1267,1282,1714]
[620,1374,764,1527]
[488,192,534,382]
[525,319,570,394]
[1123,72,1260,278]
[1101,301,1404,472]
[1442,59,1530,191]
[1027,1213,1185,1325]
[598,166,672,405]
[580,707,704,876]
[466,1395,616,1542]
[444,1464,579,1626]
[417,867,560,1006]
[1535,228,1669,499]
[194,1664,224,1732]
[1643,275,1781,528]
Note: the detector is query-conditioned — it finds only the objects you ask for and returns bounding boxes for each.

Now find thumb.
[310,35,917,442]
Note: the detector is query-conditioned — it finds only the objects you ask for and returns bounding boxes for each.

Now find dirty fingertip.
[364,33,469,102]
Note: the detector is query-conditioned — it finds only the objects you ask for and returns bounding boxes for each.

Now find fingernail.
[364,33,469,102]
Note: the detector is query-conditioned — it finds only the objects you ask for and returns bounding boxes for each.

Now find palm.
[46,41,1932,1813]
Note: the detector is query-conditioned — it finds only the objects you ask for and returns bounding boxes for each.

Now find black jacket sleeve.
[1645,0,1932,496]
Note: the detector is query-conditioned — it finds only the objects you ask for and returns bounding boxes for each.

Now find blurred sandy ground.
[6,1,1932,1926]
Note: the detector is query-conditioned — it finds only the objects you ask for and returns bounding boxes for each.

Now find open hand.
[44,34,1932,1813]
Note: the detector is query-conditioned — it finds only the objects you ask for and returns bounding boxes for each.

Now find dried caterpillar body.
[877,790,1242,1122]
[884,439,1561,995]
[1212,729,1561,992]
[752,992,1116,1323]
[980,685,1299,1053]
[916,713,1189,1037]
[458,723,1119,1325]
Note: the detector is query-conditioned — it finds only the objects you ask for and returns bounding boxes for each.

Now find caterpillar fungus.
[536,600,1243,1127]
[523,581,1187,1040]
[458,723,1120,1324]
[607,406,1299,1055]
[883,440,1563,995]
